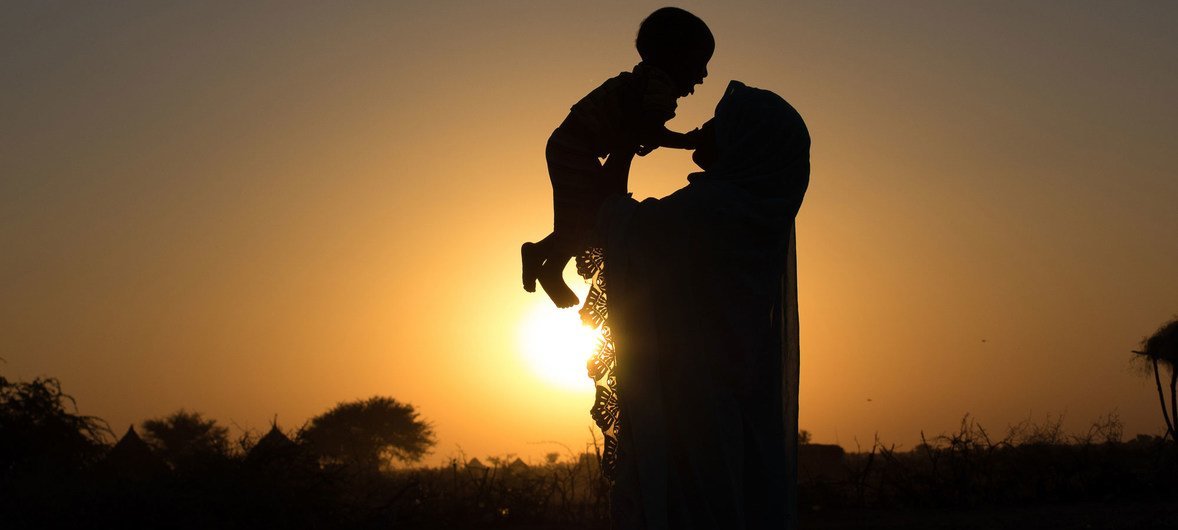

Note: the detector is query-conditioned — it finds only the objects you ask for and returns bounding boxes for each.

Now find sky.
[2,1,1176,465]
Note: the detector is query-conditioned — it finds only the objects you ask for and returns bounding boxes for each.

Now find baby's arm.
[656,126,702,149]
[602,149,635,193]
[636,125,702,155]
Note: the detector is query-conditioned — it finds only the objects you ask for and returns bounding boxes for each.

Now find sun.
[519,300,599,392]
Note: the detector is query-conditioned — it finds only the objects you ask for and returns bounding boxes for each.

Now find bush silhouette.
[141,409,231,469]
[0,374,109,478]
[298,396,435,472]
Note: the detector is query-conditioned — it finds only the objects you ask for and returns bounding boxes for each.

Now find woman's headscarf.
[689,80,810,238]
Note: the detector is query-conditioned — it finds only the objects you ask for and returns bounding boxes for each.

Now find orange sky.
[3,1,1176,465]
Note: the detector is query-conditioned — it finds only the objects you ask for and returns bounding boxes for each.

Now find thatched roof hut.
[466,457,487,469]
[507,457,528,472]
[245,424,304,467]
[101,425,167,478]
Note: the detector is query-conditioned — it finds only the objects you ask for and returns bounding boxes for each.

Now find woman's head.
[636,7,714,97]
[692,81,810,197]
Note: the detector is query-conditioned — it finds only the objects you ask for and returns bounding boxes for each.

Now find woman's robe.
[580,81,810,529]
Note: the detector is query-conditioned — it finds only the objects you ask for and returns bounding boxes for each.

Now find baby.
[522,7,714,307]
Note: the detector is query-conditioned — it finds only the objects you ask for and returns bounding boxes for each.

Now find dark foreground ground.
[396,501,1178,530]
[6,410,1176,529]
[801,500,1178,530]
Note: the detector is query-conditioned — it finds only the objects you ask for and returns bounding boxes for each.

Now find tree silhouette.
[140,409,230,469]
[0,375,110,477]
[1133,316,1178,442]
[298,396,435,472]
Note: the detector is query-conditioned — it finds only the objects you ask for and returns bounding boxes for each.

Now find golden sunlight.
[519,301,599,392]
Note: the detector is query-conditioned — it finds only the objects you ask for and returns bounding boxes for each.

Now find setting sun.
[519,301,599,392]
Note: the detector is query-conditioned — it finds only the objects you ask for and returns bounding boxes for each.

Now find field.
[4,414,1176,529]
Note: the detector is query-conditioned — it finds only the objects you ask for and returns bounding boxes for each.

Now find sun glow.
[519,301,599,392]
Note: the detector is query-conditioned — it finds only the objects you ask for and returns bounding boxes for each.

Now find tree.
[0,374,110,477]
[140,409,230,468]
[298,396,435,472]
[1133,316,1178,442]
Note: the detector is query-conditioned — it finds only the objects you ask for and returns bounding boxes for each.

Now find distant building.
[798,443,846,481]
[466,457,487,469]
[507,457,528,473]
[245,423,311,471]
[100,425,167,478]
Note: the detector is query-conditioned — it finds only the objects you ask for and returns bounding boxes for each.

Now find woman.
[578,81,810,529]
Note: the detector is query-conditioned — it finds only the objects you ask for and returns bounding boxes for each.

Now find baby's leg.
[537,126,595,307]
[521,234,554,293]
[538,248,579,308]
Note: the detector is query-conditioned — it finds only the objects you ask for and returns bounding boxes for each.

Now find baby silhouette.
[522,7,715,307]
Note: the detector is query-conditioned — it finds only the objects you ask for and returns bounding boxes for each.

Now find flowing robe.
[582,81,810,529]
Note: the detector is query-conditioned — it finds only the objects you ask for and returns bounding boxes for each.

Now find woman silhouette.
[578,80,810,529]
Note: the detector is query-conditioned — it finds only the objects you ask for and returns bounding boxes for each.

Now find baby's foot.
[538,259,579,308]
[521,242,542,293]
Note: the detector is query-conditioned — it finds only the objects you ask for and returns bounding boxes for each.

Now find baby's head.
[636,7,714,97]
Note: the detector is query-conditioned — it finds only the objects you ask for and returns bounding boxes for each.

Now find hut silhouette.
[245,423,310,470]
[798,443,846,482]
[101,425,167,478]
[507,457,528,473]
[466,457,487,470]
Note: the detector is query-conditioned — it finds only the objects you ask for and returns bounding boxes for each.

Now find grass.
[3,414,1175,529]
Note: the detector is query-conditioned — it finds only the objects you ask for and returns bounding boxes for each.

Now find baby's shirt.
[562,63,679,156]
